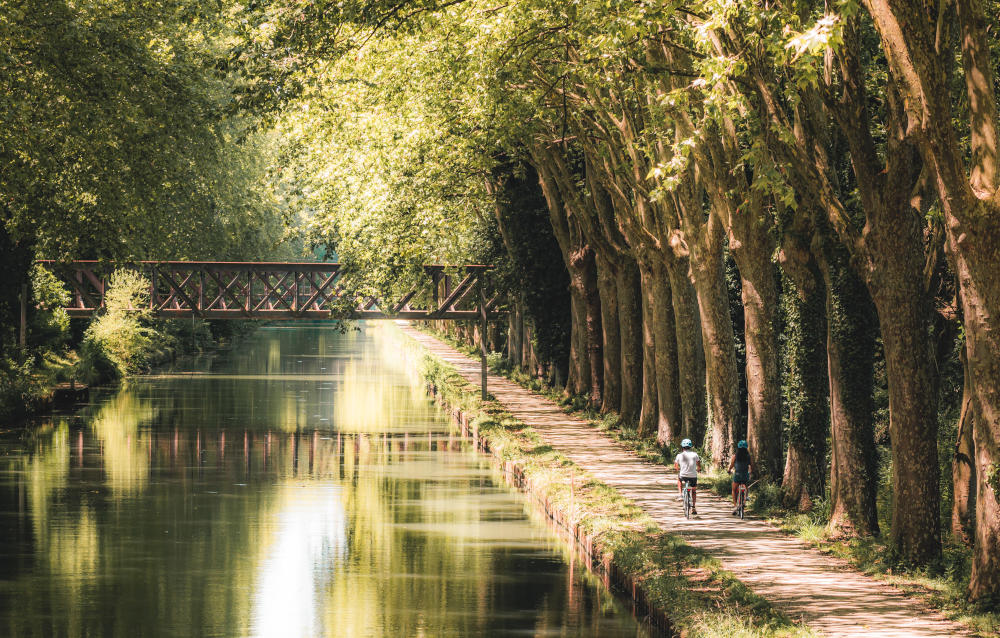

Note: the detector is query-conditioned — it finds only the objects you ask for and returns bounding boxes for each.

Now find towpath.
[400,325,973,638]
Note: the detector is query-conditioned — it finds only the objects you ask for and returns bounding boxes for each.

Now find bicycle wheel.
[738,486,746,520]
[683,487,691,519]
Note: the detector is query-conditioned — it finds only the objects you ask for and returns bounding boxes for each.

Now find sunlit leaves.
[0,0,294,262]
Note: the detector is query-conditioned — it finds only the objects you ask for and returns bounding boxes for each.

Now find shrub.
[30,264,71,350]
[0,355,41,419]
[81,269,169,379]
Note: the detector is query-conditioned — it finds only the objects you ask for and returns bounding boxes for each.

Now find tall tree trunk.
[966,256,1000,596]
[509,300,523,369]
[778,233,829,511]
[617,259,643,424]
[690,236,740,466]
[596,256,622,414]
[869,259,942,558]
[534,155,592,398]
[819,243,880,538]
[729,208,783,481]
[665,259,706,443]
[521,319,531,373]
[580,247,603,408]
[566,285,587,396]
[859,0,1000,597]
[953,347,977,545]
[651,261,681,445]
[638,262,659,437]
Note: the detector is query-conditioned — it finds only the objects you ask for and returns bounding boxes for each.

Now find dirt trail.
[401,326,974,638]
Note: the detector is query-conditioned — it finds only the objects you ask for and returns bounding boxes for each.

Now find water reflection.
[0,324,645,638]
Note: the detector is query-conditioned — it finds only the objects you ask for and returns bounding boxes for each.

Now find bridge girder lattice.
[38,261,505,321]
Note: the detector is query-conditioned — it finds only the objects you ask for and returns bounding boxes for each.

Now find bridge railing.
[36,261,505,321]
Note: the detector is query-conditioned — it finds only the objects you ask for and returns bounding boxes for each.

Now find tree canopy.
[5,0,1000,608]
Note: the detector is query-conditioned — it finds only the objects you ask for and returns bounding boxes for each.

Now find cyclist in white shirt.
[674,439,703,515]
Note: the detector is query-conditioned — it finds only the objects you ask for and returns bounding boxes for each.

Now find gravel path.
[400,325,974,638]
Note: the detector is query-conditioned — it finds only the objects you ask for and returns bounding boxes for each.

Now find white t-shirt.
[675,450,700,478]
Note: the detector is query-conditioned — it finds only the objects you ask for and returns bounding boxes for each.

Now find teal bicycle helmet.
[738,440,748,449]
[681,438,693,449]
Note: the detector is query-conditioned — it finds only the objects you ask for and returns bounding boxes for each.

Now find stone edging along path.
[398,325,975,638]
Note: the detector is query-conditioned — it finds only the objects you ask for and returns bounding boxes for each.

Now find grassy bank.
[2,266,261,423]
[409,339,815,638]
[0,318,258,423]
[421,328,998,636]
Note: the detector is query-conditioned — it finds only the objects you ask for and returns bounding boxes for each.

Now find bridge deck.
[37,261,504,320]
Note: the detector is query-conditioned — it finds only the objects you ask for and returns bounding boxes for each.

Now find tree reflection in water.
[0,324,646,638]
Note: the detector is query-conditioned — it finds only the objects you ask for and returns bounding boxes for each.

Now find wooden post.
[478,274,488,401]
[150,266,158,311]
[19,283,28,349]
[198,269,205,311]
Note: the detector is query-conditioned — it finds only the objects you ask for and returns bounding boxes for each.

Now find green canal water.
[0,324,647,637]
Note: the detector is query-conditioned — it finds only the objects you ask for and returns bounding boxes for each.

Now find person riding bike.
[728,440,753,515]
[674,439,702,515]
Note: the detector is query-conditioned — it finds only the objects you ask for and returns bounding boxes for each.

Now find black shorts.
[680,477,698,487]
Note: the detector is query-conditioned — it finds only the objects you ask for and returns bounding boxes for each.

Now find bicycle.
[734,480,748,519]
[681,478,695,519]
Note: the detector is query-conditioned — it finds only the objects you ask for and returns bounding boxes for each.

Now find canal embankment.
[388,322,818,638]
[394,322,978,638]
[1,318,259,426]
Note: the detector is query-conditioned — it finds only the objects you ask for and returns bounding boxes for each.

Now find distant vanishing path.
[400,325,973,638]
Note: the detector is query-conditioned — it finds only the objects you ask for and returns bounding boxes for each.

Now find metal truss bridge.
[37,261,504,321]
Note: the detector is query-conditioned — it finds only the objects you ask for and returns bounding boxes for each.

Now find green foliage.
[0,355,42,420]
[29,264,71,350]
[490,163,572,372]
[988,464,1000,499]
[779,273,828,471]
[81,270,170,379]
[0,0,302,415]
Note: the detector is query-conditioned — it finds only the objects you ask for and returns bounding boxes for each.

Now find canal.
[0,324,647,637]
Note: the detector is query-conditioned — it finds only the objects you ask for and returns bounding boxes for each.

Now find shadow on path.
[401,326,973,638]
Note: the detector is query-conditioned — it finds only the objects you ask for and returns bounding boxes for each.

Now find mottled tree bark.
[579,245,603,407]
[534,154,593,397]
[832,40,941,556]
[566,292,587,396]
[651,260,681,445]
[596,256,622,414]
[638,262,660,437]
[665,258,706,443]
[521,318,531,374]
[571,238,604,408]
[953,348,977,545]
[617,259,643,425]
[670,124,741,467]
[871,265,941,554]
[858,0,1000,594]
[817,241,880,538]
[509,300,523,369]
[689,227,740,466]
[728,195,783,481]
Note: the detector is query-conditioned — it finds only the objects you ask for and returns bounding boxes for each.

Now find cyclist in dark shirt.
[728,440,753,515]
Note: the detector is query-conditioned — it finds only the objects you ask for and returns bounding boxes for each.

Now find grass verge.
[422,328,999,636]
[415,345,816,638]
